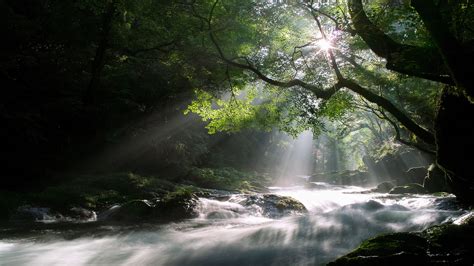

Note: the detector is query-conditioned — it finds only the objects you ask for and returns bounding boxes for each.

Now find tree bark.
[411,0,474,99]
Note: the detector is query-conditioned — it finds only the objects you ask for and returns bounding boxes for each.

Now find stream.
[0,183,468,266]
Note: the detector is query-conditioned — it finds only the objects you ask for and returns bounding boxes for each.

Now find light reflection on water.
[0,183,467,266]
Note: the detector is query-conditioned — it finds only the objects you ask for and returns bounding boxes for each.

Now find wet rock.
[239,194,307,218]
[423,164,448,193]
[371,181,395,193]
[341,200,385,212]
[453,212,474,226]
[154,190,199,220]
[67,207,97,221]
[101,200,154,222]
[99,189,199,222]
[389,183,427,194]
[405,167,427,184]
[328,233,430,266]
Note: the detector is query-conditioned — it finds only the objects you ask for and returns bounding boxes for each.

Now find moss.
[275,196,306,211]
[346,233,428,257]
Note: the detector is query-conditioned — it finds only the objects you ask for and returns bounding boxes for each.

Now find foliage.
[188,167,271,192]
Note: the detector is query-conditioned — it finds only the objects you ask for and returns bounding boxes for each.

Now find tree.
[185,0,474,203]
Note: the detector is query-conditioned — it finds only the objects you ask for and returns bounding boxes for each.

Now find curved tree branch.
[340,78,435,145]
[203,0,435,147]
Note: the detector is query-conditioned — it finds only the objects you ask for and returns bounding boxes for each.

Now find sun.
[317,38,332,52]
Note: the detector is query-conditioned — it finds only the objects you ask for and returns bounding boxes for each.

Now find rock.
[371,181,395,193]
[99,189,199,222]
[310,170,370,186]
[67,207,97,221]
[329,220,474,265]
[239,194,307,218]
[453,212,474,226]
[341,200,386,212]
[389,183,427,194]
[328,233,430,266]
[101,200,154,222]
[364,150,433,185]
[10,206,60,222]
[423,164,448,193]
[154,189,199,220]
[405,167,428,184]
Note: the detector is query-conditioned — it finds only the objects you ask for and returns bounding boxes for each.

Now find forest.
[1,0,473,265]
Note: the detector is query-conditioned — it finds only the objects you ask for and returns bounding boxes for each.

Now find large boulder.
[404,167,428,184]
[364,150,432,185]
[154,189,199,220]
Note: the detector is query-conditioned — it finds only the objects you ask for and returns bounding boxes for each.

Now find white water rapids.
[0,183,468,265]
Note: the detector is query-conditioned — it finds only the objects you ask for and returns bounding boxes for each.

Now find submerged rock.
[329,216,474,266]
[389,183,427,194]
[239,194,307,218]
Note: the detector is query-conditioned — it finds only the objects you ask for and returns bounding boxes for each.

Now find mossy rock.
[389,183,427,194]
[371,181,395,193]
[274,196,306,212]
[154,187,199,220]
[241,194,307,218]
[330,218,474,265]
[329,233,430,266]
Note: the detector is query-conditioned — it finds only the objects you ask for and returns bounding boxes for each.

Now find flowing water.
[0,183,468,266]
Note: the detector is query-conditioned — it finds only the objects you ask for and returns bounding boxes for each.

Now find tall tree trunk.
[83,1,117,105]
[435,87,474,204]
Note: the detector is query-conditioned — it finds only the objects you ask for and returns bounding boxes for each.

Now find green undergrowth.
[187,167,271,193]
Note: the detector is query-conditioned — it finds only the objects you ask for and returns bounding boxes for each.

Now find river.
[0,183,468,265]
